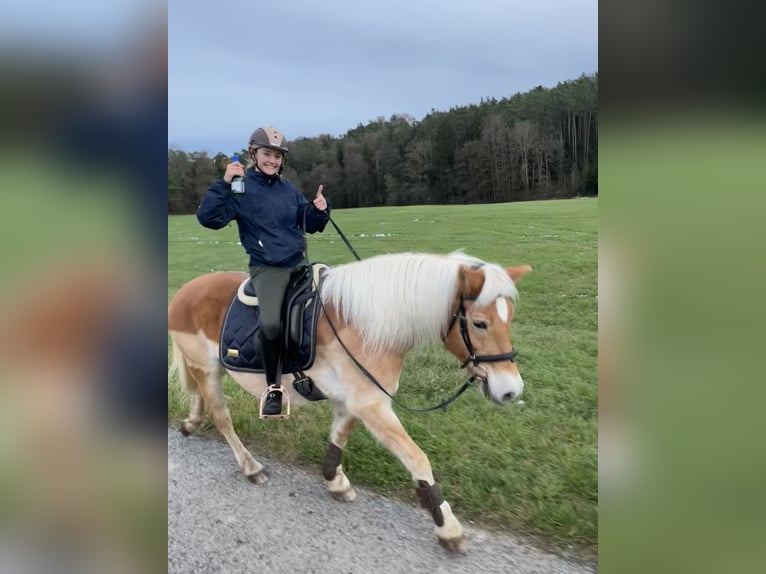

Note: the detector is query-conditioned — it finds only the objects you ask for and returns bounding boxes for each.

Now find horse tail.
[169,337,198,394]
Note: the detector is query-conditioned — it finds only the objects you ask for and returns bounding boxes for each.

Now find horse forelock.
[474,264,519,308]
[321,252,462,354]
[446,251,519,308]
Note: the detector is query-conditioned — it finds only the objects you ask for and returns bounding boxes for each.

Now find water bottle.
[231,153,245,195]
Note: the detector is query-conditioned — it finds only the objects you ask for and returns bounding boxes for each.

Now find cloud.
[168,0,597,152]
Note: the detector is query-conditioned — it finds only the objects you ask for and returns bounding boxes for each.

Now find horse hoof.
[330,488,357,502]
[438,535,468,554]
[179,424,192,437]
[246,469,269,485]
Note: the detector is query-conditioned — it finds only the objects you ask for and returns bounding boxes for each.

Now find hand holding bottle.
[224,154,245,184]
[226,154,245,195]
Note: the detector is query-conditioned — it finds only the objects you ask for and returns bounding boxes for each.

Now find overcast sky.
[169,0,597,155]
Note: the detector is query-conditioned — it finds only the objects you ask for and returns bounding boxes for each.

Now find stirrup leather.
[259,384,290,419]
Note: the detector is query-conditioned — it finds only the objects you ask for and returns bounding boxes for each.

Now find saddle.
[219,264,328,396]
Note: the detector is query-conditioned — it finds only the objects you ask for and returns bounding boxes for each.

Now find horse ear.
[505,265,532,283]
[459,266,486,299]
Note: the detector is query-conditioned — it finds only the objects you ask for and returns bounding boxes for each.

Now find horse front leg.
[324,404,357,502]
[357,402,467,553]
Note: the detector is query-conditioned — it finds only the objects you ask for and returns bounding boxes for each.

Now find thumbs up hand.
[312,184,327,211]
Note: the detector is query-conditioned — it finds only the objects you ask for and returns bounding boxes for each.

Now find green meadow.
[168,198,597,556]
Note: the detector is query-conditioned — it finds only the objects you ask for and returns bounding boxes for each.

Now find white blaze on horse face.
[495,297,509,323]
[488,298,522,403]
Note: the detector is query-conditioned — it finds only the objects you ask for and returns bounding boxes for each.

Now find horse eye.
[472,320,488,330]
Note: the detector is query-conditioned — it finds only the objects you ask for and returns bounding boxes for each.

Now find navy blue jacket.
[197,170,331,268]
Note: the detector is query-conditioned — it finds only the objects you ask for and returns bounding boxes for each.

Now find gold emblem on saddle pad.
[227,348,240,358]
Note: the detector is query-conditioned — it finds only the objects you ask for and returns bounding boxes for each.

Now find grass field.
[168,197,597,556]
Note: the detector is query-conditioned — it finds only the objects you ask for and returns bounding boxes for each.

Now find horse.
[167,250,531,553]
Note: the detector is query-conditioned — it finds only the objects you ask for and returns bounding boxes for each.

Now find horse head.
[443,263,532,405]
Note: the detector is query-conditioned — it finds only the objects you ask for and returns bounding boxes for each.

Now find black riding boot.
[261,333,284,416]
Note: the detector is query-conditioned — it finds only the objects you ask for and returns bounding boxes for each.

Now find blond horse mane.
[320,251,519,355]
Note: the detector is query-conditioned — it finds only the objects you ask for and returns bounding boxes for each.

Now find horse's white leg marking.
[357,402,466,551]
[433,500,466,552]
[324,404,357,502]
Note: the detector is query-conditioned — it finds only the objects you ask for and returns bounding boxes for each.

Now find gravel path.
[168,428,596,574]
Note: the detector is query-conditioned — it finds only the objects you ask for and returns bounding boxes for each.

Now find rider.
[197,126,330,417]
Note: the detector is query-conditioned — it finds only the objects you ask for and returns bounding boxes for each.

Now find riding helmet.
[248,126,289,154]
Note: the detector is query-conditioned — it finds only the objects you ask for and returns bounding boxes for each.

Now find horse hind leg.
[180,393,204,437]
[324,405,357,502]
[186,360,269,484]
[170,339,205,436]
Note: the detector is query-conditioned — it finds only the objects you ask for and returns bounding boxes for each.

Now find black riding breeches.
[248,261,307,342]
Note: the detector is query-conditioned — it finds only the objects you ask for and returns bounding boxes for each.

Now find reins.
[326,216,363,262]
[319,300,478,413]
[304,212,488,413]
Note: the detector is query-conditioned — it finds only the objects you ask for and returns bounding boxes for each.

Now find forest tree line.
[168,73,597,214]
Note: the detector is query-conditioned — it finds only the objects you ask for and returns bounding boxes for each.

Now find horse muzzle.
[480,370,524,405]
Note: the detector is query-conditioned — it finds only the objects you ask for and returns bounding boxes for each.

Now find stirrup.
[259,384,290,419]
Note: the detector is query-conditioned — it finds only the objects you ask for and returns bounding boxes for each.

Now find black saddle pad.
[219,270,324,373]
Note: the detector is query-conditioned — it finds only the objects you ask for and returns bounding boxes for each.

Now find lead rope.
[304,209,477,413]
[327,216,362,262]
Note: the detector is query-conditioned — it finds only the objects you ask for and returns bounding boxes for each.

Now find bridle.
[444,294,518,370]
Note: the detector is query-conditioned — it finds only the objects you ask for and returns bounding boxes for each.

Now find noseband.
[444,295,518,369]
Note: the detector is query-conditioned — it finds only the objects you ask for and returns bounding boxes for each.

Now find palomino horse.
[168,251,531,552]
